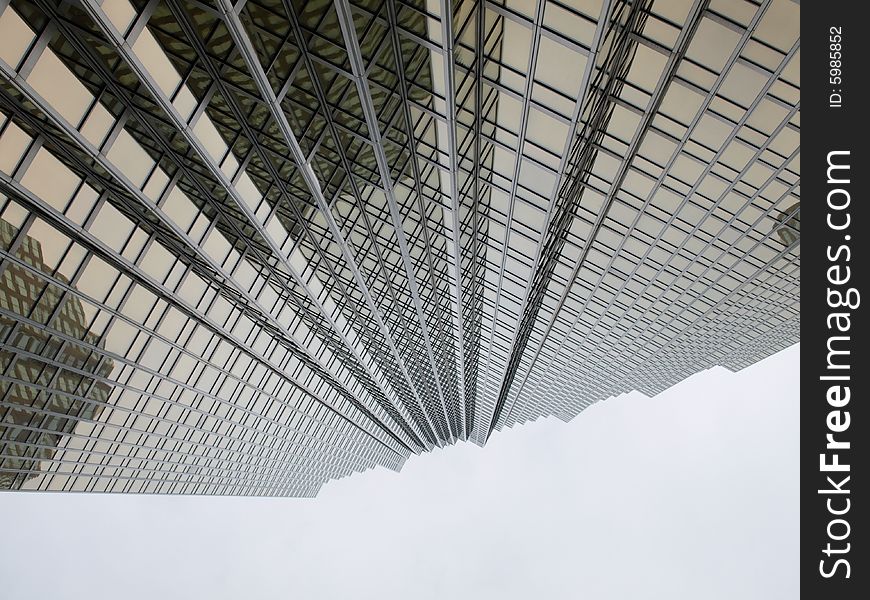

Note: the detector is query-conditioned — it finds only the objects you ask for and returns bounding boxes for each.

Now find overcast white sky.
[0,343,798,600]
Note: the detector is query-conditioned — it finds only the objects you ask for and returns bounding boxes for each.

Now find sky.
[0,343,799,600]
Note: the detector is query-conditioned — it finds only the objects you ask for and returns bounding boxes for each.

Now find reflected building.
[774,201,799,246]
[0,0,799,495]
[0,218,114,489]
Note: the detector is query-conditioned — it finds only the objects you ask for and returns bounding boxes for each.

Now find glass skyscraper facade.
[0,0,799,495]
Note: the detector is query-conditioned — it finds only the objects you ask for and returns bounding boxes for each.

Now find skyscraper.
[0,0,799,495]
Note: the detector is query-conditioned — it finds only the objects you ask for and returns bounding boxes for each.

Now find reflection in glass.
[774,202,800,246]
[0,219,114,490]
